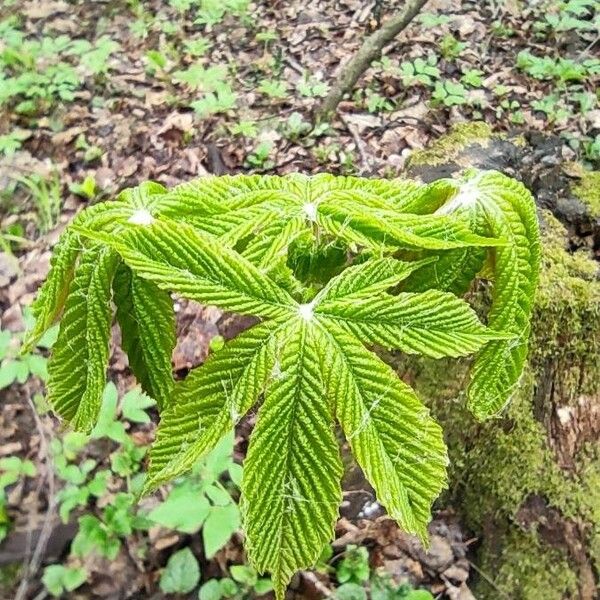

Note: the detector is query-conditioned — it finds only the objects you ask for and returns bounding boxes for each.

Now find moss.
[399,208,600,598]
[569,163,600,217]
[407,122,493,167]
[476,529,578,600]
[533,211,600,399]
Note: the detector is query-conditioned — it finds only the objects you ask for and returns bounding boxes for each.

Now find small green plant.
[245,140,274,168]
[417,12,450,28]
[282,112,311,140]
[516,50,599,84]
[17,171,62,233]
[336,545,370,585]
[160,547,201,594]
[0,318,55,390]
[297,75,329,98]
[200,565,273,600]
[42,564,87,597]
[0,130,30,156]
[531,94,571,123]
[431,80,468,106]
[460,68,484,88]
[0,457,37,542]
[365,90,394,113]
[69,174,98,200]
[370,571,434,600]
[542,0,597,33]
[191,85,237,116]
[26,171,540,598]
[438,33,466,59]
[399,55,440,87]
[148,431,241,556]
[257,79,288,99]
[184,37,213,57]
[172,64,228,90]
[229,120,258,138]
[194,0,250,26]
[75,134,104,164]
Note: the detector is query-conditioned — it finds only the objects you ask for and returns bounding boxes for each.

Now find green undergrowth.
[399,209,600,599]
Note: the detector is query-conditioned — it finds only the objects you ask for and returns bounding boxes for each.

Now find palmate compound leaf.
[428,171,541,420]
[37,170,533,598]
[47,246,118,432]
[121,258,505,599]
[74,174,504,278]
[113,263,176,411]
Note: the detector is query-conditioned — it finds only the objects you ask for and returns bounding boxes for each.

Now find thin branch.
[339,113,372,175]
[316,0,430,121]
[14,398,56,600]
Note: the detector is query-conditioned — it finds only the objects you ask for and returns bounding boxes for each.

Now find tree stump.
[399,124,600,599]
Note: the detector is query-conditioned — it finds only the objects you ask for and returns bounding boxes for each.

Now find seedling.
[26,171,540,598]
[399,55,440,87]
[69,174,97,200]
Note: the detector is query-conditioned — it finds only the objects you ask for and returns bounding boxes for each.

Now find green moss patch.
[407,122,493,167]
[570,165,600,217]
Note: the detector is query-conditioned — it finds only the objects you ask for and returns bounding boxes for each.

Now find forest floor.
[0,0,598,598]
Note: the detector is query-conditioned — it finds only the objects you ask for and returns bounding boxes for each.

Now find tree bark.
[316,0,430,121]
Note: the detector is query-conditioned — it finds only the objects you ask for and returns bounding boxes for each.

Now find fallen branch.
[316,0,430,121]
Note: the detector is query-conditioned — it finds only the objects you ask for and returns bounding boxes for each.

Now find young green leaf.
[317,289,510,359]
[242,321,343,599]
[160,547,200,594]
[22,230,80,352]
[317,320,447,542]
[113,264,175,410]
[73,219,296,320]
[47,247,118,431]
[144,321,285,493]
[436,171,541,419]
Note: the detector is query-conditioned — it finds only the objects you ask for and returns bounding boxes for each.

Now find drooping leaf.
[144,321,286,493]
[242,321,343,599]
[47,246,118,431]
[401,179,489,295]
[113,263,176,410]
[22,230,81,352]
[434,171,541,419]
[317,320,447,541]
[73,218,297,320]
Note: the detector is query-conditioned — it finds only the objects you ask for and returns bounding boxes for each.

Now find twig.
[301,571,332,597]
[339,114,372,175]
[14,399,57,600]
[316,0,430,121]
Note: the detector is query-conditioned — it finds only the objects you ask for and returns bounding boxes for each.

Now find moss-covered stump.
[400,126,600,599]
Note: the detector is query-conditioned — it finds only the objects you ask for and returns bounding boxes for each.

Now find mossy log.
[400,125,600,600]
